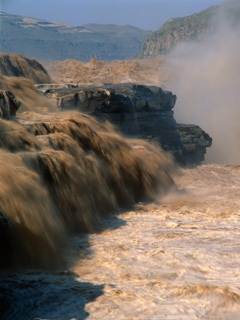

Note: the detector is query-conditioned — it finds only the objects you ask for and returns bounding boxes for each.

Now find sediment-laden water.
[0,109,175,269]
[1,164,240,319]
[1,77,239,320]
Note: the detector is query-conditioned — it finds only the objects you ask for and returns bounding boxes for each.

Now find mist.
[164,9,240,164]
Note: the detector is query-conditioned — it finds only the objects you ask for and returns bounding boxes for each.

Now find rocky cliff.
[137,0,240,58]
[40,83,212,165]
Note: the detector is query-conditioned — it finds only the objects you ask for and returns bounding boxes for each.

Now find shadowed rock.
[0,90,21,117]
[42,83,212,165]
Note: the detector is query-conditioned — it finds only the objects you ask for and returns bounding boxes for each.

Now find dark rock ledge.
[39,83,212,165]
[0,82,213,166]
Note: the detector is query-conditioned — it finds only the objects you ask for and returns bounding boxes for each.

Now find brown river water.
[1,162,240,320]
[0,77,240,319]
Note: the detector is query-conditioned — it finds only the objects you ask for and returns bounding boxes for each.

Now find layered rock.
[137,7,215,58]
[41,83,212,165]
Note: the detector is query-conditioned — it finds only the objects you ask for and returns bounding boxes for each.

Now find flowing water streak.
[0,105,176,270]
[0,74,177,319]
[2,164,240,319]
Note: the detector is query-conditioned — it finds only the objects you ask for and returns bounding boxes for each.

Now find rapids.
[1,164,240,319]
[1,77,239,320]
[0,110,175,270]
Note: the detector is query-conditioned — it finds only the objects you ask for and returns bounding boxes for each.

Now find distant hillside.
[0,53,51,83]
[0,12,151,62]
[137,0,240,58]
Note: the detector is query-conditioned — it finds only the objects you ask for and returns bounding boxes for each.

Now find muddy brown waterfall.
[0,77,176,269]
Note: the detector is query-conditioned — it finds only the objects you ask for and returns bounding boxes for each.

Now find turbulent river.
[0,77,240,320]
[1,163,240,320]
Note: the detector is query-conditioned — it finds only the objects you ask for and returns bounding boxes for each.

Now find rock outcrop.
[0,53,51,83]
[137,0,240,58]
[41,83,212,165]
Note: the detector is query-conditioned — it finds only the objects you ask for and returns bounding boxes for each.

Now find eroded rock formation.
[42,83,212,166]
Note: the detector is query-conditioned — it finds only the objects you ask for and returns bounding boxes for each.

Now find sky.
[1,0,224,30]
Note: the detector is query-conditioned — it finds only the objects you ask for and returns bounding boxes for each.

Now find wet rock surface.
[41,83,212,165]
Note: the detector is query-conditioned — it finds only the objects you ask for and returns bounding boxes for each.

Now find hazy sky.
[1,0,224,30]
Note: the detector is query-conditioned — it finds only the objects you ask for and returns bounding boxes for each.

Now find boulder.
[48,87,110,113]
[176,124,212,165]
[40,83,212,166]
